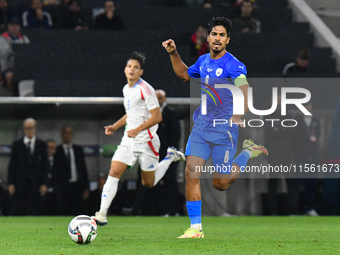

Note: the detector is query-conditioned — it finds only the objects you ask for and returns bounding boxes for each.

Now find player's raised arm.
[162,39,191,82]
[104,114,127,135]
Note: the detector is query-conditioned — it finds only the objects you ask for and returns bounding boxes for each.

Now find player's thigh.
[140,170,155,188]
[211,141,237,188]
[110,140,136,178]
[139,155,158,187]
[211,129,238,174]
[109,160,128,178]
[138,138,160,186]
[138,137,160,172]
[185,126,212,161]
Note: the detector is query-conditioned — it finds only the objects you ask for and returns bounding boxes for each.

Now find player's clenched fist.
[104,125,117,135]
[162,39,177,55]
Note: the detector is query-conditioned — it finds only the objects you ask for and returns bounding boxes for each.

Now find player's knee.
[185,163,200,182]
[229,178,237,185]
[109,167,121,179]
[185,167,199,184]
[141,179,154,188]
[184,165,191,179]
[213,179,229,191]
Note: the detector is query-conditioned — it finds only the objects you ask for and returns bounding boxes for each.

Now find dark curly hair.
[128,51,146,69]
[208,16,232,37]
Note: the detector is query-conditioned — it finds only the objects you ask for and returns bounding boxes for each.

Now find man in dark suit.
[7,118,48,215]
[155,90,183,215]
[52,126,89,215]
[43,139,58,215]
[94,0,124,30]
[133,90,183,215]
[292,100,321,216]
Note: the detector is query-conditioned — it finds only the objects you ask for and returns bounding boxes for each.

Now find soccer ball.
[68,215,98,244]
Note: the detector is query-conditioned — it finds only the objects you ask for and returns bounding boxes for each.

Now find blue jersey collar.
[209,51,228,61]
[132,78,142,88]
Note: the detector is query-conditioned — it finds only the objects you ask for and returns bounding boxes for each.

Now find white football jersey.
[122,78,160,143]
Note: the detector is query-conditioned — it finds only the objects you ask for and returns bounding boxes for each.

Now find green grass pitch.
[1,216,339,254]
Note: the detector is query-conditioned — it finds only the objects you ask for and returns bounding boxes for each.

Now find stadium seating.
[10,0,339,97]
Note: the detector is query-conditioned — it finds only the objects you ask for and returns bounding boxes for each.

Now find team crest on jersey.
[216,68,223,76]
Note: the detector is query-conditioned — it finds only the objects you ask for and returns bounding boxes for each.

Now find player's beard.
[210,45,225,55]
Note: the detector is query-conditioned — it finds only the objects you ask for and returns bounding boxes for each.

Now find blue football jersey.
[188,52,247,132]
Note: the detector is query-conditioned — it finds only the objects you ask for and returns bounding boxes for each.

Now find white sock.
[99,175,120,215]
[191,223,202,231]
[153,157,173,186]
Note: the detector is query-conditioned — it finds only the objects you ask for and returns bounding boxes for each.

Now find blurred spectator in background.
[57,0,87,30]
[203,1,230,8]
[283,48,310,77]
[0,34,14,95]
[43,0,60,5]
[185,0,211,8]
[57,0,70,10]
[264,95,298,215]
[321,97,340,215]
[164,0,185,6]
[94,0,124,30]
[132,90,183,216]
[292,100,321,216]
[7,118,48,215]
[154,90,183,215]
[43,139,58,215]
[22,0,53,29]
[233,0,260,33]
[0,180,9,215]
[190,24,208,58]
[0,0,13,32]
[232,0,257,16]
[2,17,30,44]
[52,126,89,215]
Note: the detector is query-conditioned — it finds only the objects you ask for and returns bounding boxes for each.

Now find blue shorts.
[185,125,238,174]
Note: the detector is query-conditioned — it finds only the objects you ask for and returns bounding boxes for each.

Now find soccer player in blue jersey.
[162,16,268,238]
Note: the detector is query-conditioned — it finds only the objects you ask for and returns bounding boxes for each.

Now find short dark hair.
[128,52,146,69]
[298,47,310,60]
[68,0,81,7]
[61,125,73,133]
[242,0,253,6]
[207,16,232,37]
[197,23,209,30]
[46,139,56,144]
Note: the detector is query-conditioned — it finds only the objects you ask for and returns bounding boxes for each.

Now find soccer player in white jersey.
[93,52,185,225]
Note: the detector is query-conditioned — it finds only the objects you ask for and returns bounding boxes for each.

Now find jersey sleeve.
[229,61,248,87]
[141,84,160,111]
[122,85,127,97]
[187,58,201,78]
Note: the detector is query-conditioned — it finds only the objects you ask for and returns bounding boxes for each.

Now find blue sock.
[233,150,251,171]
[186,200,202,230]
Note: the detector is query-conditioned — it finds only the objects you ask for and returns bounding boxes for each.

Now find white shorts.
[112,134,160,171]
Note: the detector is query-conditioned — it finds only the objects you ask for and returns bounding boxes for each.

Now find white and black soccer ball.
[68,215,98,244]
